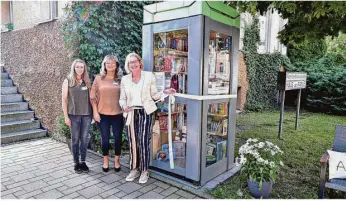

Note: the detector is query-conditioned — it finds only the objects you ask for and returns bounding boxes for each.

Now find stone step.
[1,86,18,95]
[1,119,40,134]
[1,72,9,79]
[1,102,28,112]
[1,111,34,123]
[1,79,13,87]
[0,94,23,103]
[1,129,47,144]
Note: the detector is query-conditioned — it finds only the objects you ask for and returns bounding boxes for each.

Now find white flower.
[253,138,258,142]
[264,160,269,165]
[280,161,284,167]
[258,142,265,148]
[269,161,275,168]
[257,157,264,163]
[236,189,243,197]
[271,150,275,156]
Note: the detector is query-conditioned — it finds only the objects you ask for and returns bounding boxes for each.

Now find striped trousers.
[126,109,152,172]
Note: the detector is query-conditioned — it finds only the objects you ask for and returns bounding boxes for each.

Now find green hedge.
[287,39,327,63]
[243,18,293,111]
[287,56,346,115]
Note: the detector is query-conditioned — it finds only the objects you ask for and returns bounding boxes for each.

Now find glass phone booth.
[142,1,240,186]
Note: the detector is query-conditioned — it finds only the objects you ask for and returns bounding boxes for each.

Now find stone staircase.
[1,66,47,144]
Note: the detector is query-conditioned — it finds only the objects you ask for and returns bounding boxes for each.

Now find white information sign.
[285,72,307,91]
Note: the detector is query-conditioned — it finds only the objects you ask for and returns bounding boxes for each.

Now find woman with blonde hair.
[90,55,124,172]
[62,59,93,173]
[120,52,175,183]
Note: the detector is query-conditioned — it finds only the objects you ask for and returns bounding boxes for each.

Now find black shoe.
[102,166,109,172]
[80,162,89,173]
[114,166,121,172]
[74,163,82,174]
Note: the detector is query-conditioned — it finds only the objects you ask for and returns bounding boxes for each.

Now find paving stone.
[82,179,102,188]
[139,183,157,193]
[165,193,181,199]
[49,169,73,179]
[74,196,86,199]
[114,191,127,198]
[153,181,171,189]
[1,193,16,199]
[62,177,87,188]
[117,182,142,194]
[29,174,51,182]
[6,180,30,189]
[138,191,165,199]
[106,194,120,199]
[91,195,103,199]
[1,179,16,186]
[1,187,23,196]
[35,189,64,199]
[122,191,143,199]
[61,185,85,195]
[100,188,120,198]
[1,184,7,191]
[77,185,104,198]
[56,185,69,192]
[18,189,43,199]
[60,192,80,199]
[160,187,179,196]
[175,190,196,199]
[13,190,27,197]
[22,180,48,192]
[99,174,123,184]
[41,182,65,192]
[11,172,36,182]
[153,186,164,193]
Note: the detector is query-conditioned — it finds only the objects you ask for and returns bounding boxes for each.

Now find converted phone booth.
[142,1,240,186]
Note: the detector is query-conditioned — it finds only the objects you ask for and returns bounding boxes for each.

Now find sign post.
[277,71,307,139]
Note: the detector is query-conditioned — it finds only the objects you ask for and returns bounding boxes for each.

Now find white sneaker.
[125,170,140,182]
[138,171,149,184]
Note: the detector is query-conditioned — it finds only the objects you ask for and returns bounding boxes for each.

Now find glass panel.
[153,29,188,94]
[206,102,229,167]
[1,1,11,26]
[208,31,231,95]
[152,103,187,169]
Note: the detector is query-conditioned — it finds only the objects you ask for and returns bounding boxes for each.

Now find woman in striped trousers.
[119,53,175,184]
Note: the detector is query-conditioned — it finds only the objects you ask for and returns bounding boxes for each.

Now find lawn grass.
[210,110,345,199]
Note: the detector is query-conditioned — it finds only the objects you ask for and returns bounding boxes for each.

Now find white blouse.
[130,76,144,107]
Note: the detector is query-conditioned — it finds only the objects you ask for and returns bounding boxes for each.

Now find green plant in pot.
[57,115,72,152]
[237,138,284,198]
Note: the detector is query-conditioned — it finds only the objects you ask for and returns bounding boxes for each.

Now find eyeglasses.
[129,60,140,65]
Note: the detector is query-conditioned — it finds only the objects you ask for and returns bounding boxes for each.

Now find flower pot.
[247,178,273,198]
[66,138,72,153]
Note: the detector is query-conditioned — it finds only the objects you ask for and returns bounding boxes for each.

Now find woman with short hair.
[120,53,175,183]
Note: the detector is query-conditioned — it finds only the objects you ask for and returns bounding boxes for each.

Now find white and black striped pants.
[126,109,152,172]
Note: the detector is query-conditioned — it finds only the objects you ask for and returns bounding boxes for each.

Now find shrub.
[287,56,346,115]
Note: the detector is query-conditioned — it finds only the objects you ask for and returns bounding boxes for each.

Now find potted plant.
[237,138,284,198]
[57,115,72,152]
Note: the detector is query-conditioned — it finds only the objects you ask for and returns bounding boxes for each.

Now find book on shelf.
[216,140,227,161]
[154,72,165,92]
[206,143,216,156]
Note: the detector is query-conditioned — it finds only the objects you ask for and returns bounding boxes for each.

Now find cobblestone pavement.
[1,138,204,199]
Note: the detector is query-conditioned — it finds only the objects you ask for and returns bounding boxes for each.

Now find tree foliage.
[287,39,327,63]
[62,1,152,76]
[227,1,346,45]
[325,32,346,64]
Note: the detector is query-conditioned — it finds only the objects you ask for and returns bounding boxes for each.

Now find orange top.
[90,75,122,115]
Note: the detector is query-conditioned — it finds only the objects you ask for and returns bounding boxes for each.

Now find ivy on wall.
[243,18,293,111]
[62,1,153,76]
